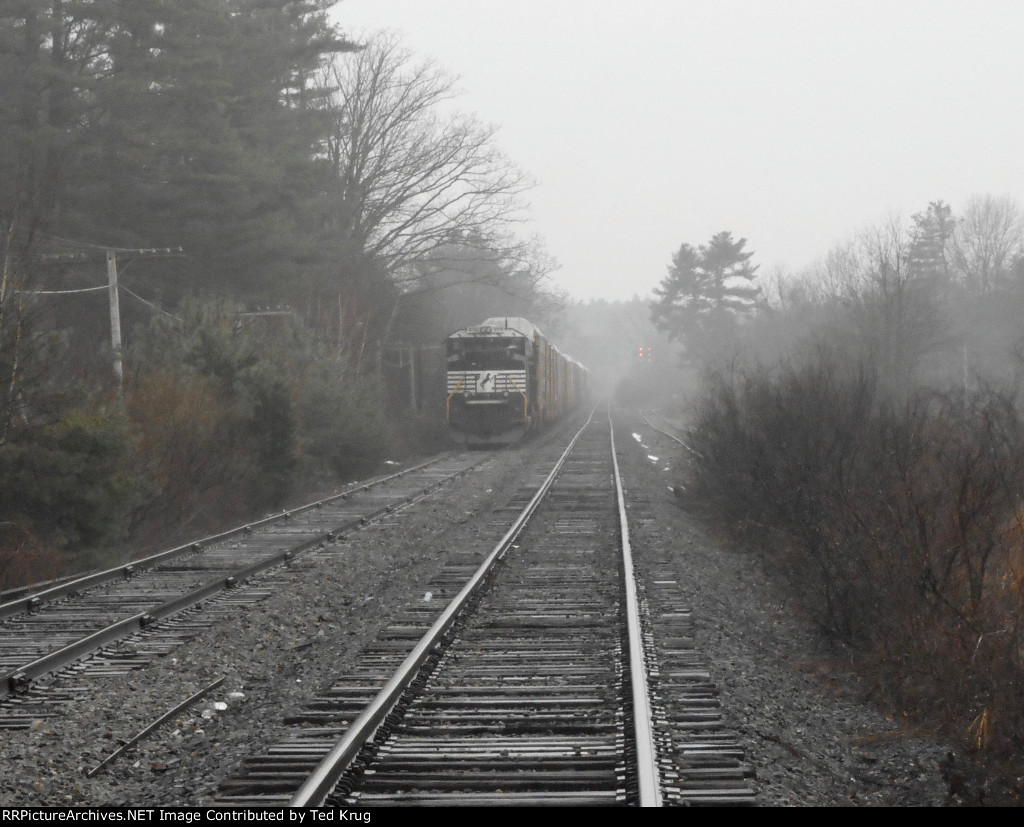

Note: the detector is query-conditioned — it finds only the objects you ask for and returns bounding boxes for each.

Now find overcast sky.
[331,0,1024,302]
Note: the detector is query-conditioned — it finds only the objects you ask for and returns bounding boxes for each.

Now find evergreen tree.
[649,242,702,339]
[2,0,355,303]
[650,231,759,363]
[907,200,955,287]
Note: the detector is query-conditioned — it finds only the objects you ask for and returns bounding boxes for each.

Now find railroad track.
[216,409,754,806]
[0,452,490,721]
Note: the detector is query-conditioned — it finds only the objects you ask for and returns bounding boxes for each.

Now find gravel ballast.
[0,414,958,807]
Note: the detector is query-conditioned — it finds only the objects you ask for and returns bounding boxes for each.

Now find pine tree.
[907,200,955,287]
[6,0,356,302]
[650,231,759,362]
[698,231,760,312]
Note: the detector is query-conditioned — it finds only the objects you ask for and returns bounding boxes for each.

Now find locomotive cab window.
[447,339,526,371]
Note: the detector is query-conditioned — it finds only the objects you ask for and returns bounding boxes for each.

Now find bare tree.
[846,215,949,395]
[318,35,531,280]
[952,194,1024,291]
[310,34,537,364]
[804,239,862,304]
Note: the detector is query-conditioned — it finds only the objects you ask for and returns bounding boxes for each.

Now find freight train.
[445,317,588,445]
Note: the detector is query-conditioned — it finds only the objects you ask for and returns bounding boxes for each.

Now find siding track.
[0,454,487,718]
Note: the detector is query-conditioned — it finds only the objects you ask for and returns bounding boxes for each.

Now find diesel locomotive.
[445,317,588,445]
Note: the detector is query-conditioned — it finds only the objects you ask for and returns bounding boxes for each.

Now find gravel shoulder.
[0,414,957,807]
[616,408,955,806]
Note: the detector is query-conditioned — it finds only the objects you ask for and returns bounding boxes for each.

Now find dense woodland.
[0,2,615,586]
[652,199,1024,786]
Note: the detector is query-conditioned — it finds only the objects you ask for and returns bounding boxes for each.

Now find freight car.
[445,317,588,445]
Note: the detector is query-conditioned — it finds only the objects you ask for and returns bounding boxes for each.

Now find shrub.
[0,522,62,590]
[126,297,389,536]
[295,360,387,481]
[682,346,1024,758]
[124,367,254,544]
[0,407,136,574]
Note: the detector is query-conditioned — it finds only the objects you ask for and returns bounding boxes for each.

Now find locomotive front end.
[446,322,532,445]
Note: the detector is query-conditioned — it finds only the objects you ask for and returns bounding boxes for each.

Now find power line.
[31,243,185,390]
[26,286,108,295]
[36,246,183,263]
[120,285,180,320]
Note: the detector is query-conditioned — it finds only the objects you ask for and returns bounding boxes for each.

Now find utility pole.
[106,251,124,387]
[406,346,418,412]
[37,246,182,391]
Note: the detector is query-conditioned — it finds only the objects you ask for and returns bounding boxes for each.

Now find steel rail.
[1,456,482,699]
[86,677,226,777]
[288,408,597,807]
[637,409,700,456]
[0,456,448,620]
[609,408,664,806]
